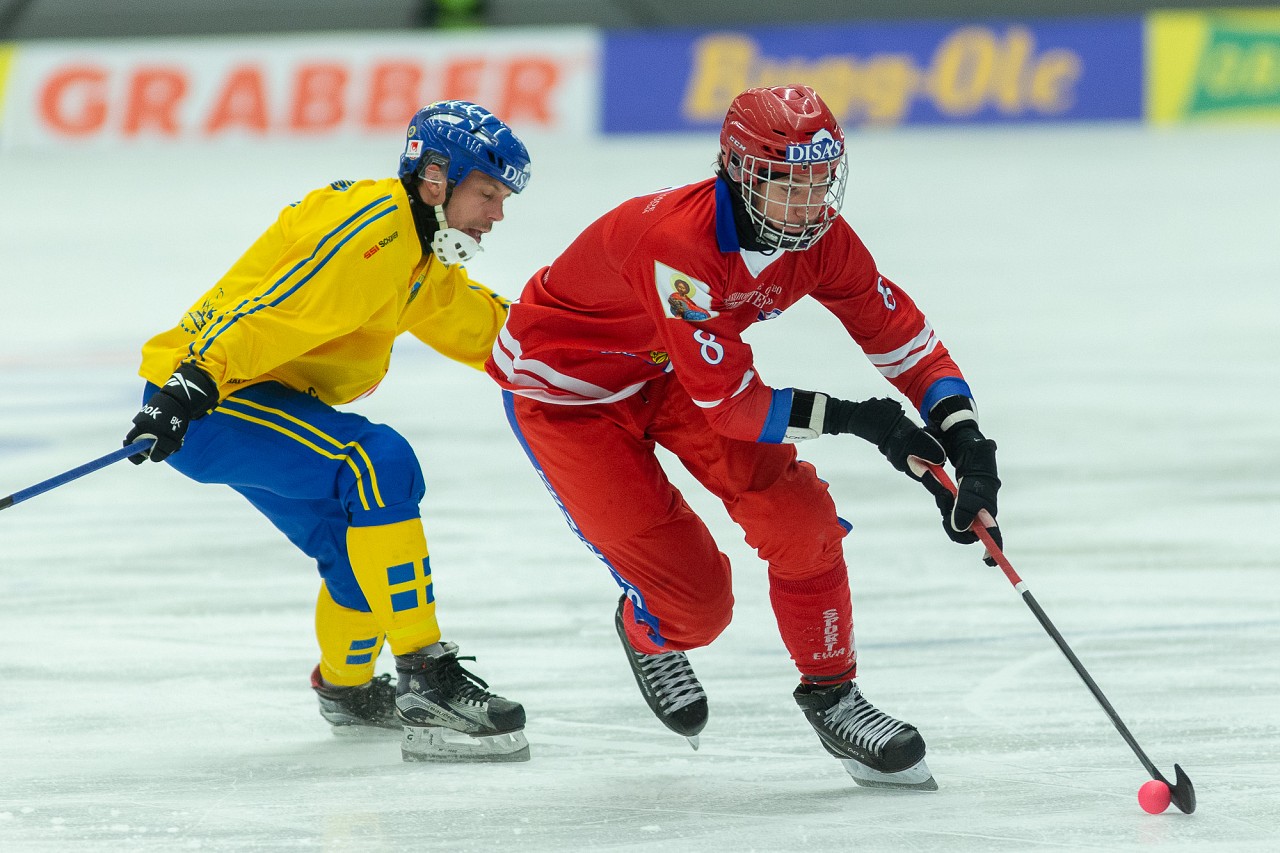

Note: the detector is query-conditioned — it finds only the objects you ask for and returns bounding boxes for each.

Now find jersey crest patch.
[405,269,427,308]
[655,261,718,322]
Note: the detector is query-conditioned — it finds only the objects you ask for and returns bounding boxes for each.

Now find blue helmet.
[398,100,531,194]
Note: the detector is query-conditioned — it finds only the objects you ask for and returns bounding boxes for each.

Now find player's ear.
[416,164,448,206]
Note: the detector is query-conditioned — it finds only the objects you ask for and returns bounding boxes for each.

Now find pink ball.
[1138,779,1172,814]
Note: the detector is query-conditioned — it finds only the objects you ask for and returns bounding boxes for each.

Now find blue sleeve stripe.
[920,376,973,418]
[191,195,397,360]
[757,387,794,444]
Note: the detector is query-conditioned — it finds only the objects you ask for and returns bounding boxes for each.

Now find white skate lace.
[824,684,908,754]
[638,651,706,714]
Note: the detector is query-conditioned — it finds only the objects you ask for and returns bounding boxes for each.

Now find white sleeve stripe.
[867,326,940,379]
[507,384,646,405]
[493,326,643,404]
[875,334,940,379]
[691,370,754,409]
[866,323,936,367]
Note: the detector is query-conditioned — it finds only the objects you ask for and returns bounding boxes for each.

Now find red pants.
[503,376,857,683]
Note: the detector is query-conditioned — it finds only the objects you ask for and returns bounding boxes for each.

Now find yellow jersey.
[139,177,510,405]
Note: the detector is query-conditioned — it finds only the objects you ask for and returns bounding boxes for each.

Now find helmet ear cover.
[415,152,451,183]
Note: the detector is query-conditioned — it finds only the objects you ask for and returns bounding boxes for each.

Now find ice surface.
[2,124,1279,851]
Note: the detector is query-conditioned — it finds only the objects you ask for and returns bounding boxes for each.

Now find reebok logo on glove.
[124,363,219,464]
[165,373,209,401]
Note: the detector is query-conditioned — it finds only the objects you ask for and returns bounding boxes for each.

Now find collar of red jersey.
[714,177,742,253]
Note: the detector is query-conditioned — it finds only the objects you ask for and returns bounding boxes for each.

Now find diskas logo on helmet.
[785,128,843,163]
[502,163,531,192]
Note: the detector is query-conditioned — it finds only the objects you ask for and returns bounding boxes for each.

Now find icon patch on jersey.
[655,261,718,322]
[405,272,425,308]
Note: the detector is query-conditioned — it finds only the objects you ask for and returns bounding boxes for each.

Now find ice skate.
[310,665,399,732]
[394,641,529,762]
[615,597,707,749]
[794,680,936,791]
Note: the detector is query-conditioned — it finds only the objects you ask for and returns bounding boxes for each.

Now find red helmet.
[719,85,847,251]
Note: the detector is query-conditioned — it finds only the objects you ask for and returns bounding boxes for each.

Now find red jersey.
[487,177,970,443]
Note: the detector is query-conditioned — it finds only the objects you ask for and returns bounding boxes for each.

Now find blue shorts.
[149,381,425,611]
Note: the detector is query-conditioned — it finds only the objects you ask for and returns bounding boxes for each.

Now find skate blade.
[328,722,401,738]
[840,756,938,791]
[686,735,700,751]
[401,725,531,763]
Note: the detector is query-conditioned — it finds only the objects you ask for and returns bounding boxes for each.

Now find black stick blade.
[1169,764,1197,814]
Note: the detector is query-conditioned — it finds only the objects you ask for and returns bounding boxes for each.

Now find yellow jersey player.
[124,101,532,762]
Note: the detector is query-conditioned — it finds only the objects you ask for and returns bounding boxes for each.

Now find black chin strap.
[401,176,441,256]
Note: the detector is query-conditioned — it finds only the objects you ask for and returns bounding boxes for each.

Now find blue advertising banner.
[603,17,1144,132]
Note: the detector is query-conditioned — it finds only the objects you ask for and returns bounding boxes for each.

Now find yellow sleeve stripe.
[189,195,398,361]
[216,397,386,512]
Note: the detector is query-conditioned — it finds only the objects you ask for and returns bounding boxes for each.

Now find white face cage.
[730,152,848,251]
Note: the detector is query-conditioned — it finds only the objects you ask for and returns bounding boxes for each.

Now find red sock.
[769,564,857,683]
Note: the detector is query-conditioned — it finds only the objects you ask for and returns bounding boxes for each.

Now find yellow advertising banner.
[1148,9,1280,122]
[0,44,14,122]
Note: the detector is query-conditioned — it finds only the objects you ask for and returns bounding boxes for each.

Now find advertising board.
[0,29,596,147]
[1148,9,1280,122]
[603,17,1145,132]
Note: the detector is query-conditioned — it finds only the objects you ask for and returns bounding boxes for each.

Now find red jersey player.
[486,85,1001,788]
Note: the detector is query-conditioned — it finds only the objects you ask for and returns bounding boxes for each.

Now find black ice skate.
[310,665,399,732]
[794,680,937,790]
[394,641,529,762]
[615,596,708,750]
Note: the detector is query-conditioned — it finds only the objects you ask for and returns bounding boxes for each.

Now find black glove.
[924,396,1002,564]
[822,396,945,479]
[124,362,219,464]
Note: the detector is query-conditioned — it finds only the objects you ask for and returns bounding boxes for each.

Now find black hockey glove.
[124,362,219,464]
[820,396,945,479]
[924,395,1002,565]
